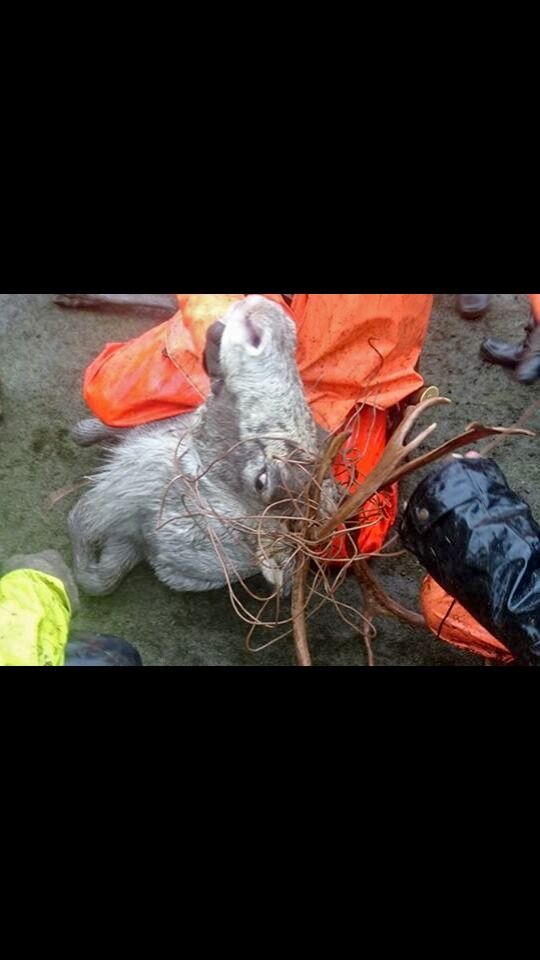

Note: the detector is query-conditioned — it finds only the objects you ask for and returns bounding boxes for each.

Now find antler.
[312,397,534,545]
[290,429,352,667]
[312,397,450,543]
[289,395,535,666]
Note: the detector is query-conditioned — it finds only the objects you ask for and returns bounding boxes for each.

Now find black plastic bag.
[400,457,540,665]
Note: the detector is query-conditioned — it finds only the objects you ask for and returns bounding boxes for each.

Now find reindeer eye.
[255,471,268,492]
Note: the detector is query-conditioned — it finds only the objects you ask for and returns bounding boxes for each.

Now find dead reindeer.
[68,295,338,597]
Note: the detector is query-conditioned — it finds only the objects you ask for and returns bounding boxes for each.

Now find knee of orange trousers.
[293,293,432,431]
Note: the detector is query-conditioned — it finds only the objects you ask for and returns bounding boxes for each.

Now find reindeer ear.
[203,321,225,378]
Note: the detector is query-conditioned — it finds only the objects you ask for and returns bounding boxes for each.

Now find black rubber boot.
[65,633,143,666]
[457,294,491,319]
[480,315,540,382]
[480,337,523,368]
[516,324,540,384]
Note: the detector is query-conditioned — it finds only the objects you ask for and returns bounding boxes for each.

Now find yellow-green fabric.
[0,569,71,666]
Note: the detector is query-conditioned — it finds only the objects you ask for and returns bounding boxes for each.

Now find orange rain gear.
[420,576,515,664]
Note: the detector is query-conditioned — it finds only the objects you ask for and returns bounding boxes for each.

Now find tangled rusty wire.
[157,395,535,667]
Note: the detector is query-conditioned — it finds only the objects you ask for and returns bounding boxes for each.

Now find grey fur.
[68,296,338,596]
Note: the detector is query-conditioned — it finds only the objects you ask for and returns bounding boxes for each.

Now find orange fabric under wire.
[420,575,515,664]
